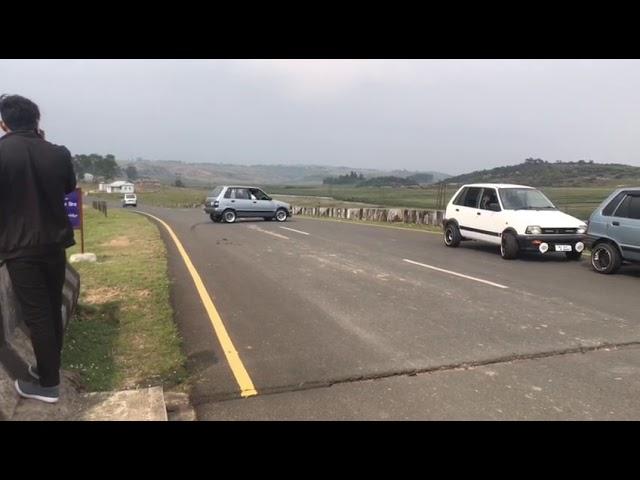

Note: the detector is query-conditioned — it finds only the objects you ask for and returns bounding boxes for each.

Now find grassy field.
[87,185,206,209]
[84,182,626,220]
[62,206,187,391]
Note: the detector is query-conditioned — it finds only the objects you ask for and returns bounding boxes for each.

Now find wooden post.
[78,188,85,253]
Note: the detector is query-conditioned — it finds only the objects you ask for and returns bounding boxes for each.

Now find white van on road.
[443,183,588,260]
[122,193,137,208]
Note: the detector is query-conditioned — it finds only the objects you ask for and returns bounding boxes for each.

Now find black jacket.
[0,130,76,260]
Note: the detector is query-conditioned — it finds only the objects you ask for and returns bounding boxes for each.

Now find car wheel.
[591,242,622,274]
[443,223,461,247]
[565,251,582,261]
[275,209,288,222]
[222,209,236,223]
[500,232,519,260]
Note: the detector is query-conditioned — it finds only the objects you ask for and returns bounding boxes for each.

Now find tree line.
[323,170,433,187]
[72,154,138,181]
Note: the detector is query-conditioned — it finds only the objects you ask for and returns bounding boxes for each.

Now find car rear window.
[602,192,627,216]
[615,194,640,220]
[631,196,640,220]
[209,186,223,198]
[452,187,468,206]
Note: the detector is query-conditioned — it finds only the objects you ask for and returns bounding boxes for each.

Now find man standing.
[0,94,77,403]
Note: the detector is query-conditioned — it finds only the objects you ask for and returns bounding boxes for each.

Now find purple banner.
[64,189,81,229]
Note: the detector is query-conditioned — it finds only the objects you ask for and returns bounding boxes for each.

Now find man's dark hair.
[0,94,40,131]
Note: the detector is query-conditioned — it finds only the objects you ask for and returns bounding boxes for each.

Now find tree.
[174,178,185,188]
[92,154,121,180]
[125,165,139,181]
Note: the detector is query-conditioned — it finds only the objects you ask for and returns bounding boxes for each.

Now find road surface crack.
[191,340,640,406]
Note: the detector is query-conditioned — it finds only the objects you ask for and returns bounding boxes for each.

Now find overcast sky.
[1,59,639,175]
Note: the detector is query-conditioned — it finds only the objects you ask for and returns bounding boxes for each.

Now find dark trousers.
[5,249,66,387]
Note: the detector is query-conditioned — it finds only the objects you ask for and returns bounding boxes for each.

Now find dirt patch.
[102,236,131,248]
[134,289,153,300]
[83,287,123,305]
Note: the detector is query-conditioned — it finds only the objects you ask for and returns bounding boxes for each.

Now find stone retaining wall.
[291,206,445,226]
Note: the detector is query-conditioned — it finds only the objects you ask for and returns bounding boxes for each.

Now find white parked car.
[122,193,137,208]
[443,184,588,260]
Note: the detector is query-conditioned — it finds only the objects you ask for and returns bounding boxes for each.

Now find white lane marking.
[280,226,310,236]
[247,224,290,240]
[402,258,509,289]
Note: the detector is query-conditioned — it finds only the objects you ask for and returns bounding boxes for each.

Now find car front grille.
[541,228,578,234]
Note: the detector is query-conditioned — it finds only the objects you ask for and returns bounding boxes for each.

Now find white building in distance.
[98,181,135,194]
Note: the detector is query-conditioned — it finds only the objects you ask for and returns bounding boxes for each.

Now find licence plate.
[555,245,572,252]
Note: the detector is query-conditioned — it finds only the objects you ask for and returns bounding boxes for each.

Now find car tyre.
[500,232,519,260]
[443,223,461,247]
[222,209,236,223]
[591,242,622,274]
[275,208,288,222]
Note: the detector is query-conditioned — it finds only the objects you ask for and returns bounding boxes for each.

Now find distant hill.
[119,159,450,187]
[442,158,640,187]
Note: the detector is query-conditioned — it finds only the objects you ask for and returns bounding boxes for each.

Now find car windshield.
[498,188,556,210]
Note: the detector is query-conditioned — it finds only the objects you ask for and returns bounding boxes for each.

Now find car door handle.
[231,200,235,203]
[477,212,481,215]
[612,221,620,226]
[455,208,459,212]
[252,201,257,204]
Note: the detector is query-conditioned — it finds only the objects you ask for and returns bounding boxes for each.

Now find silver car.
[204,186,292,223]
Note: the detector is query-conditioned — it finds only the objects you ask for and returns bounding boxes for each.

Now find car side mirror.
[488,202,501,212]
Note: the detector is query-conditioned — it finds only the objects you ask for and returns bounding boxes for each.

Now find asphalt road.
[132,205,640,420]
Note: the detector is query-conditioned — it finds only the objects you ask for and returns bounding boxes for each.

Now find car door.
[249,188,276,217]
[475,188,504,245]
[611,193,640,261]
[227,187,253,218]
[456,187,483,240]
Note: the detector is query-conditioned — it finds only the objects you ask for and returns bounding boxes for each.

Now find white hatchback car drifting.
[443,184,588,260]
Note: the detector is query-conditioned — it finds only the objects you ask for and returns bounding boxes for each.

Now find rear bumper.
[516,234,587,252]
[204,206,221,215]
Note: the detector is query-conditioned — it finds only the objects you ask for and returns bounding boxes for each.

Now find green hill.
[443,158,640,187]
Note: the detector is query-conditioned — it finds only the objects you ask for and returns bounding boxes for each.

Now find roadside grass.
[62,206,187,392]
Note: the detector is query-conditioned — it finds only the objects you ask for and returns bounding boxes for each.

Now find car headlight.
[577,225,587,234]
[526,226,542,235]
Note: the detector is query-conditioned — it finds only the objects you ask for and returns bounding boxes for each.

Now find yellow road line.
[136,211,257,398]
[296,215,442,234]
